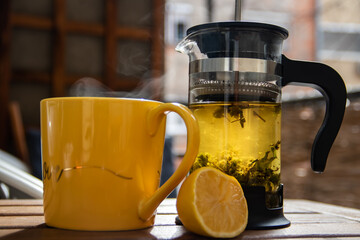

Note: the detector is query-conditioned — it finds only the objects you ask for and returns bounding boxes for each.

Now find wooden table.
[1,199,360,239]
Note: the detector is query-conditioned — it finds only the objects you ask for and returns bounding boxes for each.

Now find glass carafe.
[176,22,347,229]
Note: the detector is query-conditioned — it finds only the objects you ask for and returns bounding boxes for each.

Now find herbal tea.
[190,102,281,208]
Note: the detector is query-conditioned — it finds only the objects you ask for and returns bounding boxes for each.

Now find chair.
[8,101,30,167]
[8,101,42,179]
[0,149,43,199]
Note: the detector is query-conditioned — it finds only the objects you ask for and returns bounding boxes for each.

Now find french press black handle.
[281,55,347,172]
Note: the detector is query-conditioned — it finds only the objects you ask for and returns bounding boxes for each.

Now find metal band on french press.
[189,58,280,75]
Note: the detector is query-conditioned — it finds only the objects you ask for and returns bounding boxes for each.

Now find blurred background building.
[0,0,359,208]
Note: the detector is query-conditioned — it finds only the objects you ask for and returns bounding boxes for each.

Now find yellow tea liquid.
[190,101,281,208]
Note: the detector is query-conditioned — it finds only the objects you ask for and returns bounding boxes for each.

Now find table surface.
[1,199,360,240]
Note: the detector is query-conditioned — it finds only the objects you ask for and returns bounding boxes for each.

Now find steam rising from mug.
[69,38,164,99]
[69,76,164,100]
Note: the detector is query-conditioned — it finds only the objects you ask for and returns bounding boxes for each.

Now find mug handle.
[138,103,199,221]
[281,55,347,172]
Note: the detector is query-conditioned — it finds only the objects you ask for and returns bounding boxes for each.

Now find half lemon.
[176,167,248,238]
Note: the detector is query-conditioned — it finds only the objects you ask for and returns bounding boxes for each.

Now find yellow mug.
[40,97,199,231]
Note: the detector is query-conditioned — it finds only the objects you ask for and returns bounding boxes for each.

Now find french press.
[176,22,347,229]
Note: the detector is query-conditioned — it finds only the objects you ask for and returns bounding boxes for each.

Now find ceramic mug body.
[41,97,199,231]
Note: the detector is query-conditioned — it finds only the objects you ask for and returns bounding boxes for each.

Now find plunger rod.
[235,0,241,21]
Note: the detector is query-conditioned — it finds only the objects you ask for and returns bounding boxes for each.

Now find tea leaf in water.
[212,104,270,128]
[227,105,244,118]
[213,108,225,118]
[191,153,210,171]
[253,111,266,122]
[191,141,281,193]
[271,140,281,151]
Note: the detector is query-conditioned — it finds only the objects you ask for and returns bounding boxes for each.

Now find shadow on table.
[1,224,157,240]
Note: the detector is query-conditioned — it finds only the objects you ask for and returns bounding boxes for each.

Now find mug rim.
[40,97,161,104]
